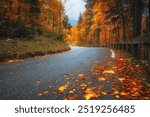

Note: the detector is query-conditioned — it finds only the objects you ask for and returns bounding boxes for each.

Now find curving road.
[0,46,113,100]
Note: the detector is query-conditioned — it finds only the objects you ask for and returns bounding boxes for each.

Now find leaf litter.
[34,50,150,100]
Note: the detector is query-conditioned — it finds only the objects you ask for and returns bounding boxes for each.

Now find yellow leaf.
[58,86,66,92]
[69,89,75,94]
[112,90,119,95]
[80,83,87,88]
[102,91,108,95]
[98,77,106,81]
[84,93,95,100]
[58,82,70,92]
[88,82,92,85]
[118,78,125,82]
[115,95,120,99]
[69,90,74,94]
[83,88,100,100]
[78,74,84,77]
[103,70,115,74]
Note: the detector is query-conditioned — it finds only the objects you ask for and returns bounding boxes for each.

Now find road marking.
[111,50,115,58]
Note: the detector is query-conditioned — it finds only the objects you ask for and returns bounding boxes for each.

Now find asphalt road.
[0,46,113,100]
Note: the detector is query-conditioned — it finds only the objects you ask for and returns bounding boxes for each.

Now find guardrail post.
[123,44,126,51]
[135,44,139,58]
[131,44,140,59]
[126,44,131,53]
[148,44,150,75]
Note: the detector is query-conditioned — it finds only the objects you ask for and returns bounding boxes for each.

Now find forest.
[0,0,72,39]
[66,0,150,47]
[0,0,150,101]
[0,0,72,61]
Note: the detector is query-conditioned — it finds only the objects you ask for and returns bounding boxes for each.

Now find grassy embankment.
[0,37,70,62]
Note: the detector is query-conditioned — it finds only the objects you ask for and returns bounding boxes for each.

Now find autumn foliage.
[65,0,150,46]
[0,0,70,39]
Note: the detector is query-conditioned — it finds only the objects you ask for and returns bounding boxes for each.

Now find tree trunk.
[121,8,126,42]
[148,0,150,32]
[133,0,142,37]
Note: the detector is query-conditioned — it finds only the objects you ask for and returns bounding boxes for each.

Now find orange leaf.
[43,91,49,95]
[37,93,43,97]
[98,77,106,81]
[112,90,119,95]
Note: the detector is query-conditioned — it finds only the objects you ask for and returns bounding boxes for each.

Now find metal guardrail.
[102,33,150,75]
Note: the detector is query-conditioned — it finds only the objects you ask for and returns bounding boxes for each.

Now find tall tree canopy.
[0,0,71,40]
[66,0,150,46]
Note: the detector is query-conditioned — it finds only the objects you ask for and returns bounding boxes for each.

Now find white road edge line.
[111,49,115,58]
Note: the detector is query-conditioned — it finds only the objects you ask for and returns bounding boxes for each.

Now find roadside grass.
[0,37,70,62]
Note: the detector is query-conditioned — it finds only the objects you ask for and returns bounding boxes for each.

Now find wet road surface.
[0,46,114,100]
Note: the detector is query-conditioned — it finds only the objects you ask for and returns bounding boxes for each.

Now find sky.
[62,0,86,26]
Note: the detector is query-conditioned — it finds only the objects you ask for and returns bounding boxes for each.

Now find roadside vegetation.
[0,0,71,62]
[0,37,70,62]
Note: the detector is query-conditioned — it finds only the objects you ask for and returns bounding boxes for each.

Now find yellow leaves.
[88,82,92,85]
[84,88,100,100]
[102,91,108,95]
[118,78,125,82]
[80,83,87,89]
[112,90,119,95]
[98,77,106,81]
[64,95,79,100]
[115,95,120,99]
[78,74,84,77]
[58,86,66,92]
[58,82,70,93]
[103,70,115,74]
[69,89,75,94]
[83,86,101,100]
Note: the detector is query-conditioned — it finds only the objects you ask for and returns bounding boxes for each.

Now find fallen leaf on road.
[88,82,92,85]
[102,91,108,95]
[64,95,79,100]
[69,90,74,94]
[103,70,115,74]
[80,83,87,89]
[112,90,119,95]
[98,77,106,81]
[49,86,53,89]
[78,74,84,77]
[43,91,49,95]
[53,92,57,95]
[58,82,70,92]
[120,92,127,96]
[115,95,120,99]
[118,78,125,82]
[83,88,100,100]
[36,81,42,86]
[37,93,43,97]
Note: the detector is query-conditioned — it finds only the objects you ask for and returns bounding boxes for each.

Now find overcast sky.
[62,0,86,25]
